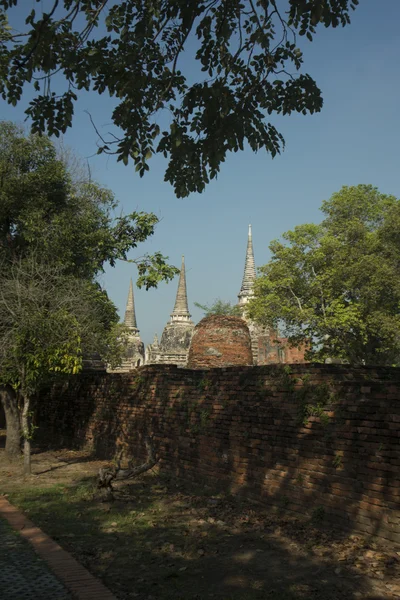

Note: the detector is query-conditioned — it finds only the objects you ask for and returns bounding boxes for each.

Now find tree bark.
[0,385,21,458]
[21,394,31,475]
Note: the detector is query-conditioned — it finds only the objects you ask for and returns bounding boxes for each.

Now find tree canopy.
[194,298,242,317]
[0,121,178,466]
[0,121,178,287]
[1,0,358,197]
[247,185,400,366]
[0,258,117,392]
[0,255,126,471]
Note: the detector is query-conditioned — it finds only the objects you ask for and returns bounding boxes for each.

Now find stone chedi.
[237,224,269,364]
[110,279,145,372]
[111,227,305,371]
[146,256,195,367]
[238,225,306,365]
[187,315,253,369]
[238,224,257,307]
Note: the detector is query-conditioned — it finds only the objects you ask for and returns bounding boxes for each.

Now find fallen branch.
[97,437,158,501]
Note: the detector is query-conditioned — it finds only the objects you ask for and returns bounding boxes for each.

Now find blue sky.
[2,0,400,345]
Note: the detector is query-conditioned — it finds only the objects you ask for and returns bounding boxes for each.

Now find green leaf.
[248,184,400,366]
[1,0,360,196]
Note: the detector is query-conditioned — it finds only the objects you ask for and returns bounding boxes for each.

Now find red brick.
[36,364,400,547]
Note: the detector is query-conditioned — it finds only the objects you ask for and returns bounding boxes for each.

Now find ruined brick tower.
[187,315,253,369]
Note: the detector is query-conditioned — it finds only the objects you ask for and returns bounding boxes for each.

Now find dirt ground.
[0,434,399,600]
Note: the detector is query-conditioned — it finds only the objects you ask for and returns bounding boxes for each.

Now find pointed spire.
[238,224,257,304]
[171,255,191,320]
[124,279,139,331]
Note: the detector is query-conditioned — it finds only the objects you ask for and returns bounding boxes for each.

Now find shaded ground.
[0,437,399,600]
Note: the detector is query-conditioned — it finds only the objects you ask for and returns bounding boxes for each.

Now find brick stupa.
[187,315,253,369]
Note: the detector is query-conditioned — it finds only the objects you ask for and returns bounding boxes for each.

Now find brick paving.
[0,496,117,600]
[0,516,73,600]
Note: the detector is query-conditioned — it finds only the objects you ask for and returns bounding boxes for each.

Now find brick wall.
[282,342,308,364]
[37,364,400,546]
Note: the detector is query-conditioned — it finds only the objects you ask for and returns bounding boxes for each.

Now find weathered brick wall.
[256,334,307,365]
[37,364,400,546]
[283,343,308,364]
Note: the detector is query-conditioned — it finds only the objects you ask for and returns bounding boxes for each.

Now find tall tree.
[0,122,179,459]
[247,185,400,366]
[0,1,359,197]
[0,256,125,473]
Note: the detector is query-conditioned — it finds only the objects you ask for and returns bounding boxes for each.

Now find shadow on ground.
[33,453,98,476]
[3,459,398,600]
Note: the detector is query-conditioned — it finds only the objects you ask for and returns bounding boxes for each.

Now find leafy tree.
[0,121,179,460]
[0,122,179,287]
[247,185,400,366]
[0,256,126,473]
[1,1,359,197]
[194,298,242,317]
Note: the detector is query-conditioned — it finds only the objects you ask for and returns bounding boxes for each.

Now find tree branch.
[97,437,158,501]
[311,265,327,322]
[288,285,303,313]
[15,0,60,71]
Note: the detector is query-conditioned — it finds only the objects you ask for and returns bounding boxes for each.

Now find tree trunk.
[0,386,21,458]
[21,394,31,475]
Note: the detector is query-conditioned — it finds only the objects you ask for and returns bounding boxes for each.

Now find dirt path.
[0,442,399,600]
